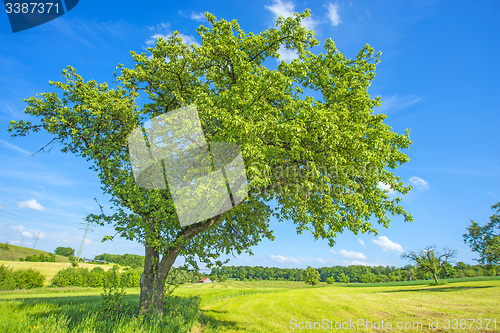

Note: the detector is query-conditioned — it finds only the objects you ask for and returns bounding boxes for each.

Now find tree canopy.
[7,11,412,315]
[464,202,500,269]
[402,246,456,284]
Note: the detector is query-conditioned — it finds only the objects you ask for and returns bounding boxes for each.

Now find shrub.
[326,277,335,284]
[0,265,16,290]
[12,268,45,289]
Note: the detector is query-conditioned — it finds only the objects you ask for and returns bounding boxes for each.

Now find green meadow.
[0,279,498,332]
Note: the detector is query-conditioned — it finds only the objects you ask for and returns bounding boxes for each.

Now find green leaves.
[8,10,412,267]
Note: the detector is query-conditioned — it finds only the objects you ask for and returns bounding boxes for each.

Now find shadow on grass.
[199,309,238,331]
[4,293,202,332]
[380,285,494,293]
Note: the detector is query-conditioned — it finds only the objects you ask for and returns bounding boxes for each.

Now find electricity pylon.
[76,221,93,261]
[32,232,41,249]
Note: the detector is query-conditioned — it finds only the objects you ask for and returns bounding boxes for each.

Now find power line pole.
[33,232,41,249]
[76,221,94,261]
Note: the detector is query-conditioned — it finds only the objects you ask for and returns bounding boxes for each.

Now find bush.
[12,269,45,289]
[50,266,141,288]
[0,265,16,290]
[326,277,335,284]
[20,253,56,262]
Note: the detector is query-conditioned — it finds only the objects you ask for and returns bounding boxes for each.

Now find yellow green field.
[0,260,122,286]
[0,279,498,332]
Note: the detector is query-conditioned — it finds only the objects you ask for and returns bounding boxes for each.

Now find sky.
[0,0,499,271]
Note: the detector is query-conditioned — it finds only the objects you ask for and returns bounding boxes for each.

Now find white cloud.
[331,249,368,260]
[84,238,93,245]
[17,199,44,211]
[377,182,396,195]
[190,12,206,22]
[265,0,317,31]
[270,254,300,264]
[8,225,45,240]
[326,3,341,26]
[277,46,299,63]
[146,23,200,47]
[372,236,404,253]
[409,176,430,191]
[316,258,328,264]
[357,238,365,246]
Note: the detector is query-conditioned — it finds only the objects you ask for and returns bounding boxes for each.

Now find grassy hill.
[0,243,69,262]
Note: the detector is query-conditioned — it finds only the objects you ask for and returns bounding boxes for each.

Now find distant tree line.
[210,263,498,283]
[19,253,56,262]
[94,253,144,269]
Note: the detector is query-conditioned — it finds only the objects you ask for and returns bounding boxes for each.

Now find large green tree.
[463,202,500,273]
[8,11,412,315]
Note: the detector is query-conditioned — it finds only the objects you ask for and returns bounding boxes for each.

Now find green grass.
[0,279,498,332]
[0,243,69,262]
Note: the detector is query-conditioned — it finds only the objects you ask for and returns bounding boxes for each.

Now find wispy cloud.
[409,176,430,191]
[331,249,368,260]
[377,95,422,115]
[372,236,404,253]
[326,3,341,26]
[190,12,206,22]
[0,169,77,186]
[17,199,44,211]
[0,140,31,155]
[146,23,200,47]
[357,238,365,246]
[269,254,300,264]
[316,258,328,264]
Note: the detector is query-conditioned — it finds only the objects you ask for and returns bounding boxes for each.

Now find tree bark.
[433,272,439,284]
[138,245,181,316]
[138,215,222,316]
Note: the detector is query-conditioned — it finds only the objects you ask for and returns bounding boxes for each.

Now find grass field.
[0,243,69,262]
[0,260,122,286]
[0,279,498,332]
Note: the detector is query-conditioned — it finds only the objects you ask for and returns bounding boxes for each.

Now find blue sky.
[0,0,499,270]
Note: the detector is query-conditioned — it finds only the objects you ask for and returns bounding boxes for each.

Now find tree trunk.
[137,215,221,316]
[432,272,439,284]
[138,245,180,316]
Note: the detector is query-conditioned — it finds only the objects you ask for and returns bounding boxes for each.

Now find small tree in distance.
[402,245,456,284]
[303,266,320,286]
[54,247,75,257]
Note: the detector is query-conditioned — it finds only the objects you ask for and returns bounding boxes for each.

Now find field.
[0,244,69,262]
[0,278,499,332]
[0,260,123,286]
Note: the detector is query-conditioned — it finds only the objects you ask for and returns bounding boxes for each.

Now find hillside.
[0,243,69,262]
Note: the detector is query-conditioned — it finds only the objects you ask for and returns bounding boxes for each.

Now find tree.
[402,246,456,284]
[464,202,500,274]
[54,246,75,257]
[303,266,320,286]
[8,11,412,316]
